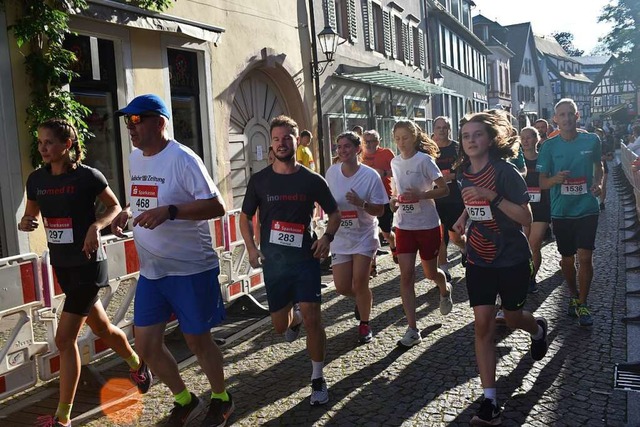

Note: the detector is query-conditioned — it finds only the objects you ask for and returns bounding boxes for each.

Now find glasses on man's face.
[123,114,156,126]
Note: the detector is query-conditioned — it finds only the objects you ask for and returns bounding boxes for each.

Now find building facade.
[426,0,489,138]
[588,56,637,127]
[2,0,316,256]
[535,35,592,126]
[472,15,514,113]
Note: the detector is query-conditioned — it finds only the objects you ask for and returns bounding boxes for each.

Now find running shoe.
[201,392,235,427]
[310,377,329,406]
[36,416,70,427]
[130,360,153,394]
[439,282,453,315]
[165,393,202,426]
[567,297,580,318]
[284,304,302,343]
[358,323,373,344]
[397,327,421,348]
[530,317,548,361]
[470,398,502,426]
[495,309,506,325]
[528,278,539,294]
[576,304,594,326]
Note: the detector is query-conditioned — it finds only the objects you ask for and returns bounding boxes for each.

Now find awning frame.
[334,65,456,97]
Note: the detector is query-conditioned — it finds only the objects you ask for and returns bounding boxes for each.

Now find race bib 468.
[131,184,158,217]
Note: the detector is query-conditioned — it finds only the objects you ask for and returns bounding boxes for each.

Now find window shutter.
[402,23,409,63]
[363,0,375,50]
[325,0,336,29]
[408,26,415,65]
[347,0,358,43]
[418,28,426,69]
[383,10,392,57]
[390,16,397,59]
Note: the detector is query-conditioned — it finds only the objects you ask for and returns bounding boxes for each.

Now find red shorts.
[395,226,442,261]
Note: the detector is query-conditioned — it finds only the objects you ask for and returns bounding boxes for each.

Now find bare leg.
[134,324,185,394]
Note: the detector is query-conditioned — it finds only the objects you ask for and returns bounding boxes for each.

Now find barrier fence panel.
[0,253,47,401]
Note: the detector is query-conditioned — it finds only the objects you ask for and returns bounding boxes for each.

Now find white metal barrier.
[2,210,266,392]
[0,253,47,401]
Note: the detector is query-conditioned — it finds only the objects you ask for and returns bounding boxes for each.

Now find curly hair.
[393,120,440,159]
[38,118,83,165]
[453,111,519,170]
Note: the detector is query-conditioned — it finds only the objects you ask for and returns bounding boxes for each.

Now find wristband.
[323,232,334,242]
[491,195,504,208]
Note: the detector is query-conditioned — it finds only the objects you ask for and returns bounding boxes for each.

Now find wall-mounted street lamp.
[308,0,341,173]
[313,26,340,77]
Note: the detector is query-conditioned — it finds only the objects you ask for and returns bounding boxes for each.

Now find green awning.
[335,65,456,96]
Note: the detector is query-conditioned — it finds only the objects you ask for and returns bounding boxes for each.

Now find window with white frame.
[462,1,471,30]
[333,0,349,40]
[451,0,460,20]
[328,0,357,43]
[593,96,602,107]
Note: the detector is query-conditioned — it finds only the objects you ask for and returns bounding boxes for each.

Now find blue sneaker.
[576,304,593,326]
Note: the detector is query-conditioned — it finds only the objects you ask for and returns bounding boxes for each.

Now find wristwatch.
[168,204,179,220]
[362,201,369,210]
[323,232,334,242]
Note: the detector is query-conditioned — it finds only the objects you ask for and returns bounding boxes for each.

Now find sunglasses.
[123,114,158,126]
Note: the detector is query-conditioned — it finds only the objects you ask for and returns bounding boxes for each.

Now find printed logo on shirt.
[266,193,308,202]
[36,186,76,196]
[131,174,166,184]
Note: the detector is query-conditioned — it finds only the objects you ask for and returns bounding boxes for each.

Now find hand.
[554,170,571,185]
[345,188,362,207]
[18,215,38,232]
[453,216,467,236]
[132,206,170,230]
[389,197,399,212]
[591,183,602,197]
[248,247,265,268]
[82,224,100,259]
[311,235,331,259]
[461,186,496,203]
[111,210,130,237]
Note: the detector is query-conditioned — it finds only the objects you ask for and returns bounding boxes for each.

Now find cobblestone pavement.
[80,180,631,426]
[2,174,635,426]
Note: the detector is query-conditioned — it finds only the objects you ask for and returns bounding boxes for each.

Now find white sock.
[483,388,497,404]
[291,307,302,327]
[311,360,324,380]
[532,324,544,340]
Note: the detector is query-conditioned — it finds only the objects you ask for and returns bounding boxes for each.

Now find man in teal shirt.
[537,98,603,326]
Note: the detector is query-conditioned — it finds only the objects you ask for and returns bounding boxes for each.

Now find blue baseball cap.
[116,94,171,119]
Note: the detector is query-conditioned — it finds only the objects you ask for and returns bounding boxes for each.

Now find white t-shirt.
[326,163,389,254]
[391,151,442,230]
[129,140,220,278]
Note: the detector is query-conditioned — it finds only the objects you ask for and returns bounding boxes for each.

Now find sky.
[472,0,614,55]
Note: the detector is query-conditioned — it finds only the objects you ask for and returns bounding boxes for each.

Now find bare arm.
[131,197,226,229]
[240,212,264,268]
[461,186,532,227]
[83,187,121,257]
[17,199,41,232]
[539,170,570,190]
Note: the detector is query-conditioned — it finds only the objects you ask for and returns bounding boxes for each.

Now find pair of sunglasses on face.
[123,114,160,126]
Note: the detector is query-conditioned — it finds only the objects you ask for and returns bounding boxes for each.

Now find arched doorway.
[228,69,287,208]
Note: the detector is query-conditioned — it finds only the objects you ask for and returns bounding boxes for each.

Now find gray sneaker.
[284,304,302,343]
[439,282,453,315]
[310,377,329,406]
[397,327,421,348]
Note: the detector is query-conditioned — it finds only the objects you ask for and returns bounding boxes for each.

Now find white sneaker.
[439,282,453,315]
[284,304,302,343]
[397,327,421,348]
[309,377,329,406]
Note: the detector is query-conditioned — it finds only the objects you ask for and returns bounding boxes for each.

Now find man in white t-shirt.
[111,94,233,426]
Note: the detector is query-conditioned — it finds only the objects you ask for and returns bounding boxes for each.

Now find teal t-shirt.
[509,146,526,171]
[536,132,602,219]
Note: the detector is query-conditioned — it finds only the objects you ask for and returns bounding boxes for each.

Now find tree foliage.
[0,0,172,167]
[552,31,584,57]
[599,0,640,85]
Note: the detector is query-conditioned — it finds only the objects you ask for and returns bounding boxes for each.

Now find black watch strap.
[323,232,334,242]
[168,204,179,220]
